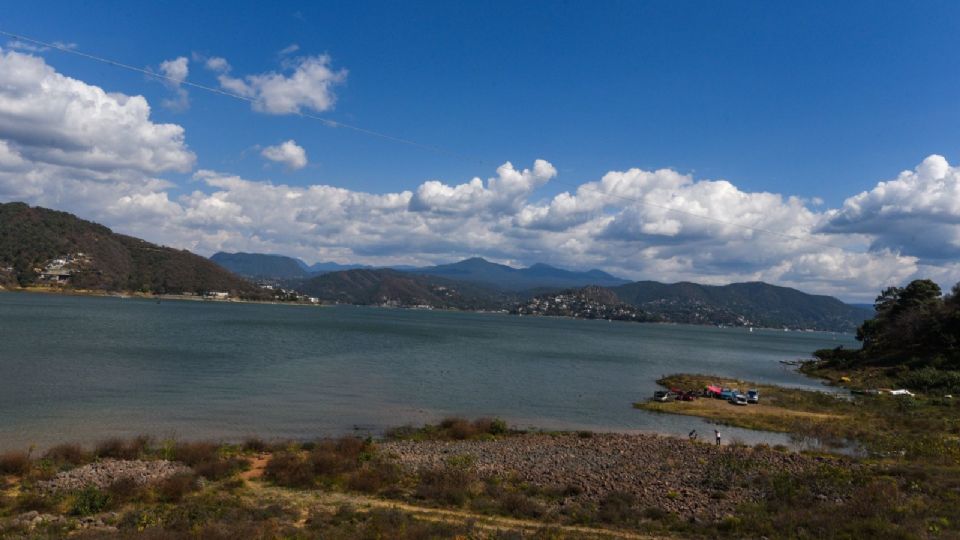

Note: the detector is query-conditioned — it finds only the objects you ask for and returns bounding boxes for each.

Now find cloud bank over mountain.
[0,47,957,301]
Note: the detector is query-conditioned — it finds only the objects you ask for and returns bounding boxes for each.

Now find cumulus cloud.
[409,160,557,215]
[278,44,300,56]
[0,47,194,231]
[204,56,230,73]
[0,48,194,174]
[820,154,960,261]
[2,47,959,301]
[157,56,190,110]
[261,140,308,170]
[210,54,347,114]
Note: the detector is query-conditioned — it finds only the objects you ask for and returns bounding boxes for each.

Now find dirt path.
[246,481,667,539]
[240,453,270,481]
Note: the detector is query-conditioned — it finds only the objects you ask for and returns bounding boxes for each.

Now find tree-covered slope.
[297,268,515,310]
[0,202,262,296]
[612,280,871,331]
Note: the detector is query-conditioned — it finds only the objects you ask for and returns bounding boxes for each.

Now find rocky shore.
[381,432,841,519]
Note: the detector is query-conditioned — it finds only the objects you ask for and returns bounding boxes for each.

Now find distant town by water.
[0,292,856,450]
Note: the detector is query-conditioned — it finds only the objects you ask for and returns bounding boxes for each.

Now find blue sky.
[1,1,959,299]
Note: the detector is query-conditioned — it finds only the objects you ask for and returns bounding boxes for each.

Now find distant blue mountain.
[210,252,309,280]
[305,261,373,273]
[404,257,630,291]
[214,253,629,290]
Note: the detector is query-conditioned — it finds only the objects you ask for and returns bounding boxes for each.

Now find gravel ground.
[37,459,190,493]
[381,433,843,518]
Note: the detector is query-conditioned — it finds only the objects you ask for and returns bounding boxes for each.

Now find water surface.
[0,292,856,450]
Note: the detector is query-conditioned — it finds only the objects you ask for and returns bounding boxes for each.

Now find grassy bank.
[636,374,960,461]
[634,373,960,538]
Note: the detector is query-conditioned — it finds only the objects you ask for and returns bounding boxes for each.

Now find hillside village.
[512,287,659,322]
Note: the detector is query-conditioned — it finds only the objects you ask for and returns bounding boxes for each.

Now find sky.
[0,0,959,301]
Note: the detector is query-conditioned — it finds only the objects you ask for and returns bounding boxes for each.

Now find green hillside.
[0,202,263,297]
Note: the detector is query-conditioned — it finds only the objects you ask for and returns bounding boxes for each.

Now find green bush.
[70,486,110,515]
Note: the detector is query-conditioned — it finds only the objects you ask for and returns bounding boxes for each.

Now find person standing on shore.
[714,429,721,446]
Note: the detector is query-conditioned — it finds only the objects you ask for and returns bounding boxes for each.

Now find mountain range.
[0,203,872,331]
[211,251,628,289]
[209,252,870,331]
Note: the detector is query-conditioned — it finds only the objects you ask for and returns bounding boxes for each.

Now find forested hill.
[0,202,262,297]
[809,279,960,393]
[612,280,872,332]
[296,268,514,310]
[818,279,960,369]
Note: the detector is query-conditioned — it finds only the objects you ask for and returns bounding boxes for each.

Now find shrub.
[95,436,150,460]
[156,472,197,502]
[415,463,477,505]
[106,476,145,505]
[194,457,245,481]
[597,491,637,525]
[265,451,315,488]
[16,491,58,512]
[172,441,220,466]
[308,437,370,478]
[497,491,545,518]
[70,486,111,515]
[241,437,268,453]
[0,451,31,475]
[642,506,671,520]
[44,443,87,466]
[444,418,476,440]
[346,461,401,493]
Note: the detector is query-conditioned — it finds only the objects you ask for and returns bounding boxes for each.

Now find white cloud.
[157,56,189,111]
[820,154,960,260]
[4,39,77,53]
[0,48,194,174]
[409,160,557,215]
[211,54,347,114]
[0,47,194,234]
[204,56,230,73]
[2,47,959,301]
[261,140,308,170]
[278,44,300,56]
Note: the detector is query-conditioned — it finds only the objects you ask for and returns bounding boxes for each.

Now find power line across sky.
[0,28,955,281]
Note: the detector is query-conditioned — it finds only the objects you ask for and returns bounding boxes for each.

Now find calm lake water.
[0,292,857,450]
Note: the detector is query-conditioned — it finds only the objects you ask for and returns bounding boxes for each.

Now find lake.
[0,292,857,450]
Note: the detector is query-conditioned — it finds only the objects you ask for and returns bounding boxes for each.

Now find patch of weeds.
[70,486,110,516]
